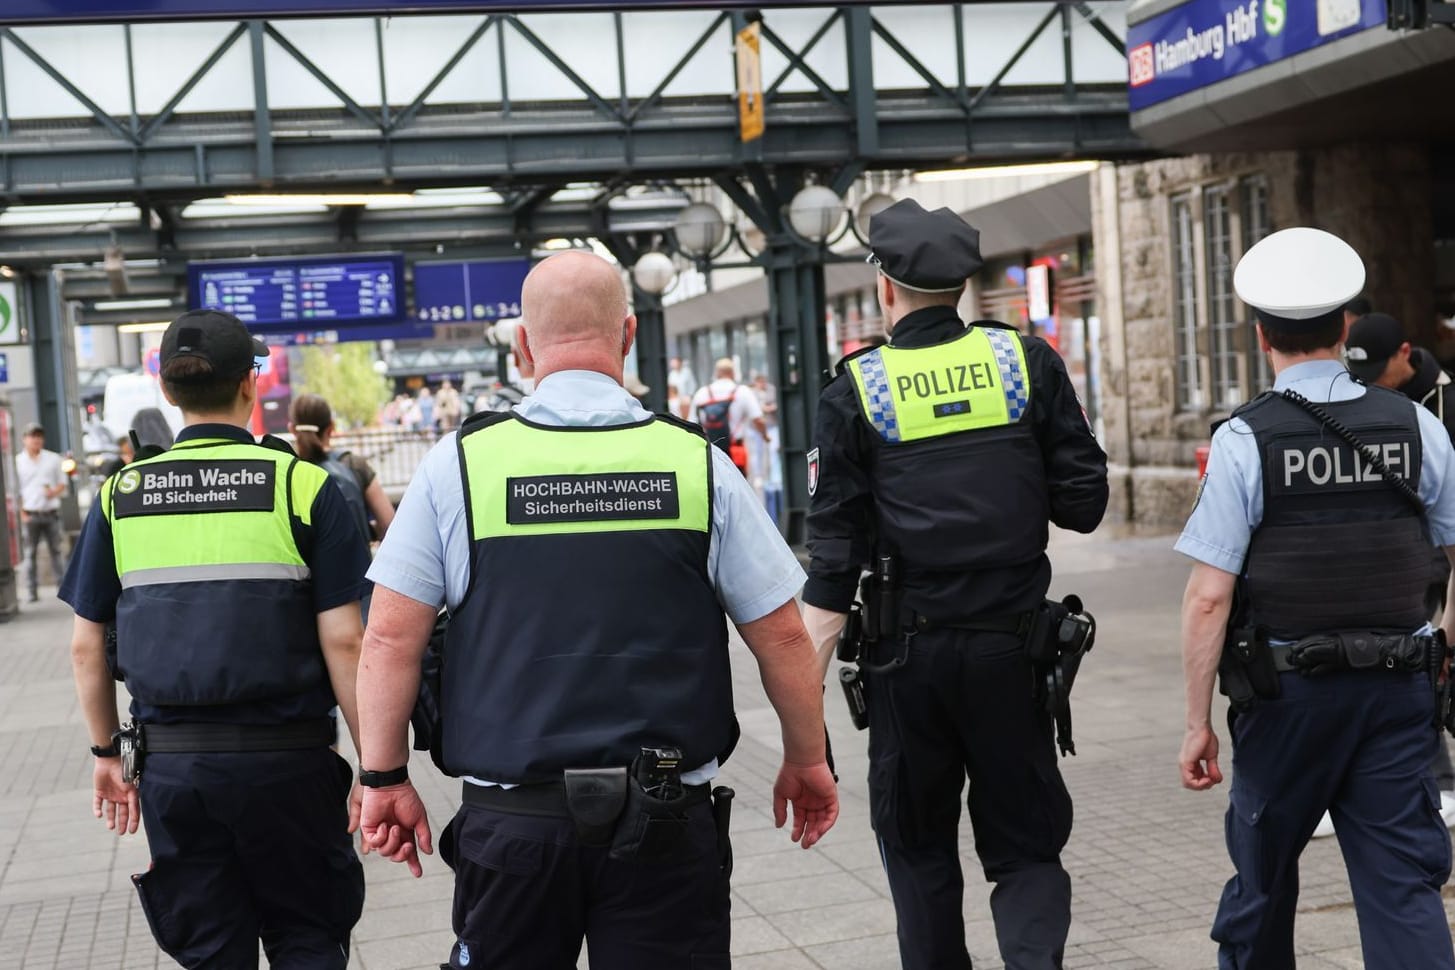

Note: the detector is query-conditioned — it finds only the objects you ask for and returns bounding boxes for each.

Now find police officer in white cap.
[1176,227,1455,969]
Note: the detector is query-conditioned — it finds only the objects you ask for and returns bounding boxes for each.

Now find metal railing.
[296,428,442,500]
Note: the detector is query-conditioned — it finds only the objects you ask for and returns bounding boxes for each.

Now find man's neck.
[533,350,623,386]
[1270,347,1342,378]
[23,447,41,459]
[183,410,251,431]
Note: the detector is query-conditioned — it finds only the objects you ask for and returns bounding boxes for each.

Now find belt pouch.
[609,781,695,863]
[562,767,628,847]
[1025,600,1064,666]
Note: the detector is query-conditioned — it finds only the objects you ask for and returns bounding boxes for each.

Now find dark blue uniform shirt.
[59,423,372,725]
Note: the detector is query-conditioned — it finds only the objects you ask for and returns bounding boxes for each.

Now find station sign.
[1127,0,1386,111]
[2,1,848,24]
[257,322,435,346]
[0,282,20,346]
[188,253,404,331]
[413,258,530,326]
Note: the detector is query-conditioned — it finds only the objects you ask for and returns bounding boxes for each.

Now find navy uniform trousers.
[440,797,730,969]
[866,627,1073,970]
[133,749,365,969]
[1213,668,1455,969]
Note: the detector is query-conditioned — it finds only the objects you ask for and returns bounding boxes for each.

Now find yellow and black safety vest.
[102,438,327,707]
[442,411,737,783]
[845,325,1050,572]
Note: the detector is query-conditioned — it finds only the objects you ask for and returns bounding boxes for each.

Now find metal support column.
[632,286,669,414]
[763,238,828,546]
[248,21,274,186]
[27,271,83,536]
[0,390,15,622]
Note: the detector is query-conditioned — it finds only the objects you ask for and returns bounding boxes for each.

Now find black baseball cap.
[866,198,983,293]
[159,309,268,380]
[1344,312,1406,383]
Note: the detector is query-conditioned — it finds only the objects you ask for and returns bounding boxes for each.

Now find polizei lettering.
[1280,442,1413,490]
[507,472,681,525]
[894,363,996,401]
[111,458,276,519]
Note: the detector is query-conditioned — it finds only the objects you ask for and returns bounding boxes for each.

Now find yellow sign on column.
[736,21,764,144]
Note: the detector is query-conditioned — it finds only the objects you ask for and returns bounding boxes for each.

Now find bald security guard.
[59,310,371,968]
[802,198,1108,970]
[1178,228,1455,969]
[355,250,838,970]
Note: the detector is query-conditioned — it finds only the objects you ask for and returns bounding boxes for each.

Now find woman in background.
[288,393,394,543]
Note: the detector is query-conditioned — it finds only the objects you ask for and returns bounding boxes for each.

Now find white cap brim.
[1233,227,1365,320]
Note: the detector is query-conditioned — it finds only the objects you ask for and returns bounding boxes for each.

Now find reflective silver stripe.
[120,562,311,589]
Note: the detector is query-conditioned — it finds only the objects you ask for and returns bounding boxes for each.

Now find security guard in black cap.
[1177,228,1455,968]
[59,309,372,969]
[803,198,1108,970]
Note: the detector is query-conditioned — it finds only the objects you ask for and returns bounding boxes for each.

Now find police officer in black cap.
[59,309,372,968]
[802,198,1108,970]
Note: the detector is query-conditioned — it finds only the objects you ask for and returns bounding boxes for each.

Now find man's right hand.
[360,782,434,877]
[773,760,839,849]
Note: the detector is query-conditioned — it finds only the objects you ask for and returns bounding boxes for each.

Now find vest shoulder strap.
[459,407,514,439]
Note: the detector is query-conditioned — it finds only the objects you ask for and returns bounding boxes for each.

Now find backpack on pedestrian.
[698,388,749,472]
[318,451,373,544]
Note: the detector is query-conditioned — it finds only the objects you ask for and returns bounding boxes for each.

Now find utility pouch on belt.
[562,766,629,847]
[114,722,145,784]
[609,747,708,863]
[1219,625,1279,709]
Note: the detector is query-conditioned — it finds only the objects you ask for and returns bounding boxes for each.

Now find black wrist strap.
[91,742,120,758]
[358,765,409,788]
[1280,389,1426,518]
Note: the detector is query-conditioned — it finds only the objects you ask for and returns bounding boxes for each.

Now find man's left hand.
[772,760,839,849]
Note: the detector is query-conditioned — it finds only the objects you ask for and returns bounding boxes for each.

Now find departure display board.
[188,254,404,331]
[413,258,530,325]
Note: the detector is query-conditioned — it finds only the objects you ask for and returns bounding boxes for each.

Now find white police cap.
[1233,227,1365,330]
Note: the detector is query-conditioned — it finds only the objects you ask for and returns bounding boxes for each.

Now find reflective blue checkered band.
[854,350,902,443]
[983,328,1028,421]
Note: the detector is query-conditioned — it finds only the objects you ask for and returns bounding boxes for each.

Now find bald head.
[522,251,630,347]
[518,250,635,383]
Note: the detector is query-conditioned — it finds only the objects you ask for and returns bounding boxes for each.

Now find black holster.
[1026,595,1096,757]
[1218,624,1280,710]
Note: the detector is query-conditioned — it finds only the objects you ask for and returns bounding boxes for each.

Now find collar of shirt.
[174,423,254,445]
[888,306,965,348]
[514,370,649,427]
[1272,359,1364,402]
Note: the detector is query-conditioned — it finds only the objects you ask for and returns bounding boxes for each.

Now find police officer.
[354,250,837,969]
[1177,228,1455,969]
[59,310,372,969]
[802,198,1109,970]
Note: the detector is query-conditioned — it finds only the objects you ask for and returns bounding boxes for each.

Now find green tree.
[296,343,390,428]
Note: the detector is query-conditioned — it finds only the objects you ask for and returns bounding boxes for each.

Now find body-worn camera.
[634,746,684,802]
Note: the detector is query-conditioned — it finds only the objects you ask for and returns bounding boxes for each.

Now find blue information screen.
[1127,0,1386,111]
[188,254,404,331]
[0,1,816,24]
[413,258,530,325]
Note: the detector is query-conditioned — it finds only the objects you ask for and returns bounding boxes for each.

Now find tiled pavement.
[2,528,1452,968]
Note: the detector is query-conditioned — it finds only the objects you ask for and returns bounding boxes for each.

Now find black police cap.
[867,198,983,293]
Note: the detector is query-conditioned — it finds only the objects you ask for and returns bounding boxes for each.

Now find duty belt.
[911,611,1032,636]
[140,717,335,753]
[1269,633,1435,674]
[462,779,711,818]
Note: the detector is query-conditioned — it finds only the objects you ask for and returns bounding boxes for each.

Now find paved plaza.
[2,528,1452,969]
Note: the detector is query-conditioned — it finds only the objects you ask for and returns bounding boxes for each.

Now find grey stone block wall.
[1093,144,1434,531]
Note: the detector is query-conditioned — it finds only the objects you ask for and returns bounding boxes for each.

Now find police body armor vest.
[1238,388,1429,639]
[444,412,736,784]
[847,325,1049,572]
[102,437,328,707]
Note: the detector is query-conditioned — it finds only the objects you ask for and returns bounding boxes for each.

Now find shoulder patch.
[807,447,821,497]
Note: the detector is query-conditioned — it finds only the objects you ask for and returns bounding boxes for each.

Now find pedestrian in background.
[14,421,67,604]
[690,358,764,475]
[802,198,1108,970]
[354,250,836,970]
[435,379,463,432]
[290,393,394,543]
[58,309,372,969]
[1177,228,1455,969]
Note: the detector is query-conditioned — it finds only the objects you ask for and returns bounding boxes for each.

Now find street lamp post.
[629,251,676,414]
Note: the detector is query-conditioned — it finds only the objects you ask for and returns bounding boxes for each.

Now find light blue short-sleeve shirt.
[1176,359,1455,575]
[369,369,806,621]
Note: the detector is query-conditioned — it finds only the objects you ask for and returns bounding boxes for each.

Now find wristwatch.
[90,741,120,758]
[358,765,409,788]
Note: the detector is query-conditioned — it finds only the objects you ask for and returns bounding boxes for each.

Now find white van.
[102,373,183,442]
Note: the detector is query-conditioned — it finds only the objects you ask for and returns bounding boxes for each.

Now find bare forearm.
[740,602,828,765]
[357,588,436,771]
[1181,568,1234,730]
[70,620,120,746]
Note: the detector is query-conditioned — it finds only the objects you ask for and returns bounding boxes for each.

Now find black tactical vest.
[1239,388,1430,639]
[440,412,737,784]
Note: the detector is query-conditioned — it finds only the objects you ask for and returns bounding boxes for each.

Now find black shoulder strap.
[655,409,708,440]
[258,433,299,457]
[459,408,513,439]
[1279,389,1425,518]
